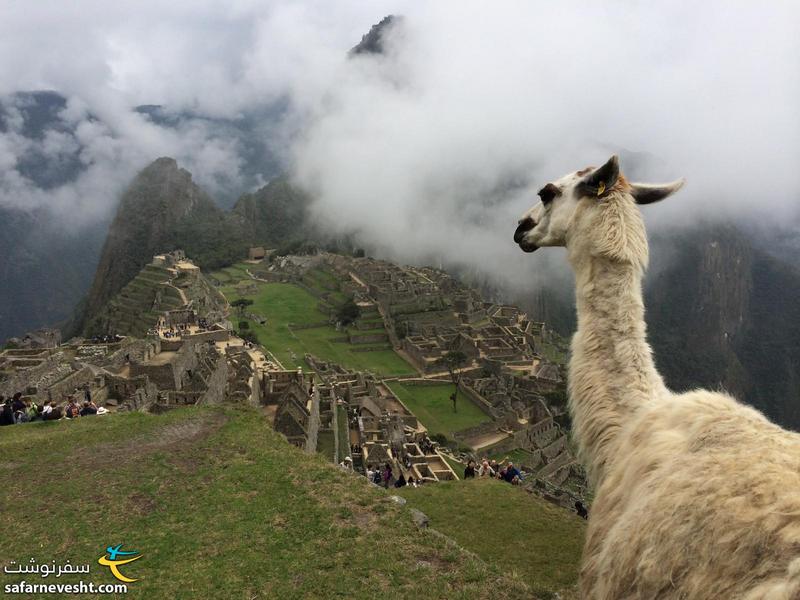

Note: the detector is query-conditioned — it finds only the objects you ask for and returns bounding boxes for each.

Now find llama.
[514,156,800,599]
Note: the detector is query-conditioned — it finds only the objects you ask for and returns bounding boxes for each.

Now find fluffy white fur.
[517,158,800,599]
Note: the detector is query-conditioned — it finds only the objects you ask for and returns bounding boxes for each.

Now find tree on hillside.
[231,298,253,317]
[337,298,361,326]
[436,350,468,412]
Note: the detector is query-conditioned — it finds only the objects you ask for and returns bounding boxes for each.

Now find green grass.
[490,448,537,467]
[388,383,491,439]
[399,478,586,599]
[0,408,534,599]
[442,453,466,476]
[212,278,415,376]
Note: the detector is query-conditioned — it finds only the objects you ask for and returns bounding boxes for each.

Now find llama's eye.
[538,183,561,205]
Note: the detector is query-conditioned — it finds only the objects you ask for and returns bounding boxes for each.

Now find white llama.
[515,155,800,599]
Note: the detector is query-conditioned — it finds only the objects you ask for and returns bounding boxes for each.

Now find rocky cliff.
[646,224,800,430]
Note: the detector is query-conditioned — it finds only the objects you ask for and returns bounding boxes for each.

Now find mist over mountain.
[0,89,289,341]
[1,5,799,429]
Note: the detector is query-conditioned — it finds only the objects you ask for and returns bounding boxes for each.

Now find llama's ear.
[630,179,685,205]
[578,155,619,198]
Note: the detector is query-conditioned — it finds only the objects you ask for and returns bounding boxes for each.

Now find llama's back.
[581,389,800,599]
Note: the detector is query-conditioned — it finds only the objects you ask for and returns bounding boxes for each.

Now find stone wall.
[0,352,63,396]
[183,329,229,344]
[41,366,95,402]
[347,331,389,345]
[198,354,228,405]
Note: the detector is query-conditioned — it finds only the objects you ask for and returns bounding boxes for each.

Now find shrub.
[337,298,361,326]
[238,330,258,345]
[431,433,450,446]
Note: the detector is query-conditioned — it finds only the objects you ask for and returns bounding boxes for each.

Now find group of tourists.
[88,334,122,344]
[0,386,106,426]
[462,457,524,485]
[364,462,422,489]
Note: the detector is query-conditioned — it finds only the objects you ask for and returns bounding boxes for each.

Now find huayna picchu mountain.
[73,157,314,336]
[76,157,235,334]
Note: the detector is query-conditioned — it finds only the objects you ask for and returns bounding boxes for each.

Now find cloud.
[291,1,800,291]
[0,0,797,289]
[0,1,397,224]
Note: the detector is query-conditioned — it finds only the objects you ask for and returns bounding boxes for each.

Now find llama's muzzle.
[514,218,538,252]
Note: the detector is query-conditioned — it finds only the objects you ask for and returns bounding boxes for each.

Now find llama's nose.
[514,217,535,243]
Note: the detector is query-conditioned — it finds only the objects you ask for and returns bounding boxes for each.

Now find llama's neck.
[568,254,666,487]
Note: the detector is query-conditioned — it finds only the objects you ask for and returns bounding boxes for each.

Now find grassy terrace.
[388,382,490,439]
[0,408,535,599]
[210,263,414,376]
[398,478,586,599]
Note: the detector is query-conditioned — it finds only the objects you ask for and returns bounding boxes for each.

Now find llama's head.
[514,155,684,264]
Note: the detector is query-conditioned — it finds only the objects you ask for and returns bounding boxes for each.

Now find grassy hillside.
[0,407,536,599]
[399,479,586,599]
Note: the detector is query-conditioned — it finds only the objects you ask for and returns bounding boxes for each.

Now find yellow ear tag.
[597,181,605,196]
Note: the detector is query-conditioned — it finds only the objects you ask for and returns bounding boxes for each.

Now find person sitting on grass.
[64,397,81,419]
[503,462,521,484]
[394,473,407,488]
[478,460,495,478]
[407,476,417,488]
[14,398,30,424]
[43,403,62,421]
[11,392,25,414]
[463,460,476,479]
[0,397,14,426]
[27,399,40,422]
[80,400,98,416]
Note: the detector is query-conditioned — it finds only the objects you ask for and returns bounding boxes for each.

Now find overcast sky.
[1,1,798,287]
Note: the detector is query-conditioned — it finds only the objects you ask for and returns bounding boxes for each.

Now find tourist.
[80,401,98,417]
[382,463,393,489]
[407,476,417,488]
[27,399,40,422]
[64,397,81,419]
[575,501,589,520]
[372,468,383,486]
[503,462,521,484]
[83,385,92,404]
[478,460,495,478]
[394,473,407,488]
[463,460,476,479]
[41,400,53,418]
[339,456,353,471]
[14,398,31,424]
[366,464,375,482]
[43,402,61,421]
[11,392,25,413]
[0,397,14,426]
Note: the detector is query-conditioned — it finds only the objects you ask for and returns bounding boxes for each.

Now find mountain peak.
[350,15,401,56]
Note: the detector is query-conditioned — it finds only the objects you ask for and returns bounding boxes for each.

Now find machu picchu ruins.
[2,247,585,507]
